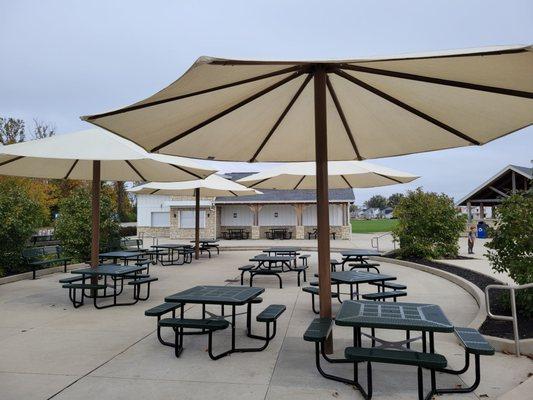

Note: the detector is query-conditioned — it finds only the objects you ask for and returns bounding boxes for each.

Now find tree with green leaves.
[364,195,388,210]
[55,185,120,262]
[486,192,533,314]
[0,178,48,276]
[387,193,404,208]
[393,188,466,259]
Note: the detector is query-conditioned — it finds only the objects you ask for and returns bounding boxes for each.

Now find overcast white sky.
[1,0,531,205]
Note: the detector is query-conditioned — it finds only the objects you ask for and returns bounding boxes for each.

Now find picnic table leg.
[422,331,427,353]
[429,331,436,396]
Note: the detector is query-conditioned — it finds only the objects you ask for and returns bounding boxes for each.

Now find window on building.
[180,210,206,228]
[151,212,170,227]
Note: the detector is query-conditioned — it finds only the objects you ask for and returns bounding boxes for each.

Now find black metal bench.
[292,266,307,286]
[249,269,283,289]
[238,264,255,285]
[159,318,230,358]
[299,254,311,267]
[362,290,407,302]
[302,287,340,314]
[58,276,86,284]
[145,303,183,347]
[330,259,342,271]
[127,276,157,300]
[370,281,407,290]
[62,283,109,308]
[22,246,71,279]
[308,229,336,240]
[246,304,286,345]
[349,262,381,273]
[345,347,447,400]
[435,327,494,395]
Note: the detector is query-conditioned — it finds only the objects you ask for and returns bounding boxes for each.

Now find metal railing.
[370,232,397,252]
[485,282,532,356]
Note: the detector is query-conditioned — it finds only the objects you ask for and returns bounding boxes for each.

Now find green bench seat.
[159,318,229,331]
[62,283,108,290]
[127,276,157,301]
[454,327,495,356]
[349,262,381,273]
[238,264,255,285]
[370,281,407,290]
[256,304,286,323]
[345,347,447,369]
[58,276,85,284]
[22,245,71,279]
[145,302,182,317]
[303,318,333,342]
[362,290,407,302]
[302,286,339,314]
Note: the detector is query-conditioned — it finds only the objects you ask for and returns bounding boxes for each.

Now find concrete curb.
[0,262,87,285]
[376,256,533,355]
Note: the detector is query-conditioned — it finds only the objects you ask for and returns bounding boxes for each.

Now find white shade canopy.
[0,128,215,181]
[83,45,533,162]
[129,174,260,196]
[237,161,418,189]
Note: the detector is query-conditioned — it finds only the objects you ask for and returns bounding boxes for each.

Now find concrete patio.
[0,250,529,400]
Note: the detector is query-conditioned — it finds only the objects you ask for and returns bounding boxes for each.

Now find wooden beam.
[488,185,509,198]
[91,161,101,274]
[195,188,200,260]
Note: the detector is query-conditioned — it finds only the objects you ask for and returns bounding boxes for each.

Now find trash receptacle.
[477,221,487,239]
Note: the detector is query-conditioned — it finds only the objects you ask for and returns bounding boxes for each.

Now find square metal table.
[335,300,454,398]
[315,270,396,301]
[250,254,296,271]
[151,244,193,265]
[71,264,147,308]
[165,285,266,359]
[339,249,381,269]
[99,251,145,265]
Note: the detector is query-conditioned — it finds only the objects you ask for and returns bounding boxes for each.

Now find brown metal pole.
[195,188,200,260]
[91,161,101,278]
[314,66,333,353]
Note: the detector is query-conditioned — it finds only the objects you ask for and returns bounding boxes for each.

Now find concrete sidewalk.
[0,251,529,399]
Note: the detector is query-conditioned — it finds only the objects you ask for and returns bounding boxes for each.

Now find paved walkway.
[0,251,530,399]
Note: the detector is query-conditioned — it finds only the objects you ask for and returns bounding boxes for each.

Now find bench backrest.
[22,247,45,261]
[121,238,142,250]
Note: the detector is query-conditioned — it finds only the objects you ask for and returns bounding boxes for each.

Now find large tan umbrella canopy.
[237,161,418,189]
[0,128,215,270]
[82,45,533,349]
[128,175,260,259]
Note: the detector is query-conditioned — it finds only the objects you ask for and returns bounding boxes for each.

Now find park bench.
[249,268,283,289]
[302,287,339,314]
[361,290,407,302]
[159,317,230,358]
[349,262,381,273]
[370,281,407,291]
[58,276,86,284]
[299,254,311,267]
[344,347,447,400]
[330,259,342,271]
[145,303,183,347]
[121,238,146,252]
[127,276,158,301]
[22,245,71,279]
[62,282,109,308]
[247,304,286,344]
[238,264,255,285]
[435,327,494,394]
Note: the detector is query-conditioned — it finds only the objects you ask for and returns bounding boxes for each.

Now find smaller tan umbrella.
[129,175,260,259]
[237,160,418,189]
[0,128,215,270]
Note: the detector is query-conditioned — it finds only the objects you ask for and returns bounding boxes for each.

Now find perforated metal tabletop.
[165,285,264,305]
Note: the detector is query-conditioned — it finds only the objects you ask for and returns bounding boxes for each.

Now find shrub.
[486,192,533,315]
[393,188,466,259]
[55,185,120,262]
[0,178,48,276]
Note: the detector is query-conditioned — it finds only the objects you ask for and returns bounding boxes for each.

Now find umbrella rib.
[63,159,79,179]
[249,74,312,162]
[375,172,403,184]
[150,189,160,195]
[0,155,24,167]
[229,190,238,196]
[293,176,306,190]
[332,69,480,145]
[248,177,270,188]
[339,65,533,99]
[326,76,363,160]
[125,160,147,181]
[82,65,306,120]
[340,175,353,189]
[169,164,204,179]
[151,70,307,152]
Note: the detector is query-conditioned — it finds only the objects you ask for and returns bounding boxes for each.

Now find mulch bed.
[385,254,532,340]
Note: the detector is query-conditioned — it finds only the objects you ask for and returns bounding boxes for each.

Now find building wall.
[258,205,297,226]
[220,205,254,226]
[302,204,344,226]
[169,205,217,239]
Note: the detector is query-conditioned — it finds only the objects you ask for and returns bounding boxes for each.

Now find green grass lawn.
[351,219,398,233]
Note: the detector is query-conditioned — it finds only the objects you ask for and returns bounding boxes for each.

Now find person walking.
[467,226,476,254]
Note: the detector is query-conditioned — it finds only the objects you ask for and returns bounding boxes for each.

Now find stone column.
[250,204,261,240]
[294,204,304,239]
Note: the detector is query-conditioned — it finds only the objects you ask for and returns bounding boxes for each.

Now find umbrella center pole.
[91,161,101,286]
[195,188,200,260]
[314,66,333,353]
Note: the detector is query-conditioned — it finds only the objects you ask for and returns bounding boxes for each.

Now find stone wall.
[137,226,170,238]
[304,225,351,240]
[169,205,217,239]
